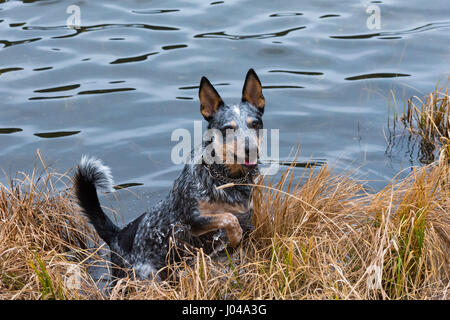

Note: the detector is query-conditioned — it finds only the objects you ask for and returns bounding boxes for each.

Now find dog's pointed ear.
[242,68,265,113]
[199,76,224,120]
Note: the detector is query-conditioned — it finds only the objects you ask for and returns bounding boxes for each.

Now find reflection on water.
[269,70,324,76]
[34,131,81,139]
[0,128,23,134]
[114,182,144,190]
[345,73,410,81]
[0,0,449,222]
[194,26,306,40]
[330,21,450,39]
[34,84,80,93]
[110,52,158,64]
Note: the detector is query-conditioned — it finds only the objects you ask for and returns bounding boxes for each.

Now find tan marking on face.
[230,120,237,128]
[224,137,244,175]
[246,117,253,126]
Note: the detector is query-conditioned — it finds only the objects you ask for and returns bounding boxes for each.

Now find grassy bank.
[1,85,449,300]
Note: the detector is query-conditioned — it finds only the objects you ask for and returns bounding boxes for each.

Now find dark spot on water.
[109,80,126,84]
[9,22,26,27]
[114,183,144,190]
[262,85,304,89]
[379,36,402,40]
[0,67,23,75]
[345,73,410,81]
[0,37,41,48]
[131,9,180,15]
[34,84,80,93]
[176,96,194,100]
[269,69,324,76]
[33,66,53,72]
[162,44,188,50]
[78,88,136,95]
[29,95,73,101]
[331,33,380,40]
[0,128,23,134]
[210,1,224,5]
[34,131,81,139]
[109,38,125,40]
[110,52,158,64]
[269,12,303,17]
[319,14,340,19]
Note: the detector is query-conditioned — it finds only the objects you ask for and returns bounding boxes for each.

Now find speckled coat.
[74,68,266,280]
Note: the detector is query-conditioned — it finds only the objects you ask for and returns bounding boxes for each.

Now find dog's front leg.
[189,203,243,247]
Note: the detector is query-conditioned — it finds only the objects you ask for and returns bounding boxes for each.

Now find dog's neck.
[203,161,258,185]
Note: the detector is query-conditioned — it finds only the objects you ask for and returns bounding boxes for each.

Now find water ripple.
[0,37,41,48]
[162,44,188,51]
[194,26,305,40]
[269,12,303,17]
[114,182,144,190]
[34,131,81,139]
[33,66,53,72]
[269,69,324,76]
[345,73,410,81]
[262,85,304,89]
[77,88,136,95]
[131,9,180,15]
[0,128,23,134]
[110,52,158,64]
[22,23,179,40]
[34,84,80,93]
[319,14,340,19]
[0,67,23,75]
[331,21,450,40]
[29,95,73,101]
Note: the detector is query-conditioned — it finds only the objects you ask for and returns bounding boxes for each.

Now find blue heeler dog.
[73,69,266,280]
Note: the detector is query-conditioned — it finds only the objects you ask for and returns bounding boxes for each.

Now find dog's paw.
[226,215,243,247]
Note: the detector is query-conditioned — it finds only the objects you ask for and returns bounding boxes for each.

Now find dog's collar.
[204,162,259,185]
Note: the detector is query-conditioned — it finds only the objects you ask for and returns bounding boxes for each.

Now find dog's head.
[199,69,265,174]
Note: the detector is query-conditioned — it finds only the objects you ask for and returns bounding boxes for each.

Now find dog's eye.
[250,120,260,129]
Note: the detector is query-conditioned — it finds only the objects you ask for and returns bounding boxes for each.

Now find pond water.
[0,0,449,224]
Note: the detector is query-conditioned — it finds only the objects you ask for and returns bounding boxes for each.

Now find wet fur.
[73,69,265,280]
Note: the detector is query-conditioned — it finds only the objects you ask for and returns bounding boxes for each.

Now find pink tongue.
[245,160,256,166]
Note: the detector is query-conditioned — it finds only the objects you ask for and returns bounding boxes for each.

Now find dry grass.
[0,152,448,300]
[1,82,449,300]
[0,153,105,299]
